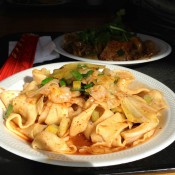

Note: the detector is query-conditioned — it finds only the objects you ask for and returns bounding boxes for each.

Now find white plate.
[0,62,175,167]
[53,34,172,65]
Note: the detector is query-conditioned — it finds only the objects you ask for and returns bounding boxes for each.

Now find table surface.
[0,1,175,174]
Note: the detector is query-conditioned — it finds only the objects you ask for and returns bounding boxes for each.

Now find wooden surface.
[0,2,175,175]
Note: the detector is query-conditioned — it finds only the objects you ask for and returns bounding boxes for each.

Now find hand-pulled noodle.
[0,63,168,155]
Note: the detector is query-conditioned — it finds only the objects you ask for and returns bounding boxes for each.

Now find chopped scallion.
[41,77,54,86]
[83,82,94,89]
[71,70,83,81]
[60,78,66,86]
[110,25,126,33]
[3,104,13,119]
[98,73,104,76]
[77,64,87,69]
[82,70,94,78]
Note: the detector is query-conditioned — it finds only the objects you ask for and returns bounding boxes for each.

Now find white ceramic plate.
[53,34,172,65]
[0,62,175,167]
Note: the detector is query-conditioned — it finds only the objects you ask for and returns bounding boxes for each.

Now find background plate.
[0,62,175,167]
[53,34,172,65]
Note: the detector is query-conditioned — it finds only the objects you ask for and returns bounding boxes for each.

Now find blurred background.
[0,0,175,45]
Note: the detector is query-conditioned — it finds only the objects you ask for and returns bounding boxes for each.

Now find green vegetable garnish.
[70,82,94,92]
[60,78,66,86]
[71,70,83,81]
[82,70,94,78]
[109,25,126,33]
[77,64,87,69]
[98,72,104,76]
[83,82,94,89]
[3,104,13,119]
[41,77,54,86]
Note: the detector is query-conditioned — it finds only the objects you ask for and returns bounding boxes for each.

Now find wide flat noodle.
[5,113,31,141]
[0,63,168,155]
[12,94,38,128]
[0,90,19,108]
[32,130,77,154]
[84,103,114,139]
[91,113,128,147]
[38,101,69,125]
[70,103,98,136]
[121,122,158,145]
[32,68,50,84]
[19,123,47,140]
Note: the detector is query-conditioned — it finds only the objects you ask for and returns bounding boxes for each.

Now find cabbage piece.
[143,89,167,111]
[121,95,158,123]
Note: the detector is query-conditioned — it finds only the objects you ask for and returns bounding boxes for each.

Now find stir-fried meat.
[63,33,158,61]
[99,36,152,61]
[99,40,133,61]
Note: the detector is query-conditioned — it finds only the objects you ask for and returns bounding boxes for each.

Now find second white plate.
[53,33,172,65]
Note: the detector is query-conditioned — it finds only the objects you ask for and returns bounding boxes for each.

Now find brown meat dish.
[99,37,157,61]
[63,32,158,61]
[99,40,133,61]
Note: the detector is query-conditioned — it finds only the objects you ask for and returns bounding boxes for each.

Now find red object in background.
[0,33,39,81]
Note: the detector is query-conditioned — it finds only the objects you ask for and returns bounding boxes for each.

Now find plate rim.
[0,62,175,167]
[53,33,172,65]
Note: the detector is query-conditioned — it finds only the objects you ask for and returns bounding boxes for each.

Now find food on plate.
[63,10,158,61]
[0,63,167,155]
